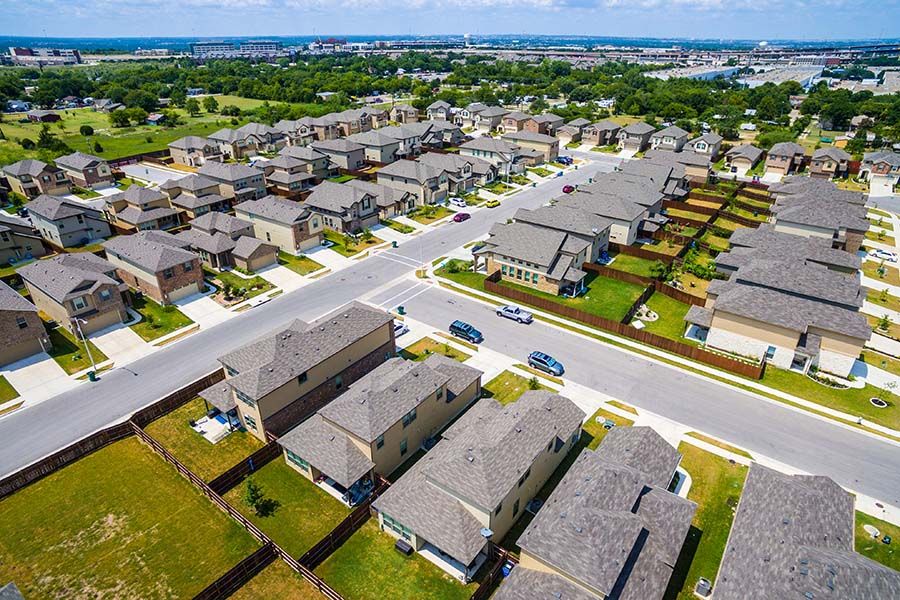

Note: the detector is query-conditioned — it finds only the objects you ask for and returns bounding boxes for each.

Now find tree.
[877,313,892,333]
[203,96,219,113]
[221,105,241,117]
[528,376,540,390]
[37,124,69,153]
[243,478,265,515]
[184,98,200,117]
[109,110,131,128]
[79,124,94,137]
[20,138,35,150]
[93,141,104,153]
[360,228,373,242]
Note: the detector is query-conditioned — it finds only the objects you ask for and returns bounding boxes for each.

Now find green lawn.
[735,195,772,210]
[710,217,747,232]
[144,397,264,481]
[866,230,896,246]
[381,219,415,234]
[860,351,900,378]
[869,217,894,232]
[328,174,357,183]
[323,230,385,257]
[666,208,713,223]
[699,230,731,252]
[130,296,194,342]
[483,370,550,405]
[72,186,101,199]
[671,442,748,600]
[316,520,476,600]
[723,206,768,223]
[480,181,513,194]
[855,512,900,572]
[115,177,146,190]
[46,326,109,375]
[528,167,552,177]
[498,273,647,323]
[205,268,274,301]
[0,437,259,599]
[435,262,488,289]
[277,251,325,275]
[869,313,900,341]
[869,208,893,219]
[223,460,350,559]
[514,363,564,386]
[408,205,454,225]
[867,289,900,314]
[686,198,724,210]
[231,560,320,599]
[862,261,900,286]
[400,337,471,363]
[683,432,753,459]
[638,293,692,342]
[591,144,619,153]
[607,253,660,278]
[0,375,19,403]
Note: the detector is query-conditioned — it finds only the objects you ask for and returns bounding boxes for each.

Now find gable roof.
[725,144,764,162]
[3,158,53,178]
[278,414,376,489]
[102,230,198,273]
[347,130,402,148]
[233,195,312,225]
[689,132,724,146]
[159,174,219,194]
[0,279,38,312]
[19,253,119,303]
[279,145,328,162]
[198,161,263,182]
[514,205,611,238]
[378,159,444,183]
[651,125,689,139]
[460,137,519,155]
[231,236,277,261]
[55,152,105,171]
[769,141,806,156]
[25,195,91,221]
[622,122,656,135]
[168,136,214,151]
[345,179,412,208]
[493,568,596,600]
[190,211,252,236]
[304,181,373,214]
[311,138,365,154]
[502,130,558,145]
[812,146,851,162]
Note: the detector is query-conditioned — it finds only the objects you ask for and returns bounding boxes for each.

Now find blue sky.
[2,0,897,41]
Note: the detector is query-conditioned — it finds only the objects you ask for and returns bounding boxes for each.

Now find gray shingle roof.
[556,191,645,222]
[0,279,37,312]
[231,236,276,261]
[567,118,591,128]
[772,194,869,232]
[645,148,710,168]
[725,144,764,162]
[689,132,724,146]
[422,353,482,397]
[619,160,683,191]
[594,426,681,489]
[25,195,89,221]
[199,380,237,412]
[115,205,180,226]
[304,181,373,215]
[18,253,119,303]
[175,228,236,255]
[476,221,590,273]
[725,224,860,272]
[427,100,451,110]
[168,136,214,151]
[460,137,519,154]
[479,106,509,118]
[0,582,24,600]
[768,141,806,156]
[160,174,220,193]
[345,179,412,209]
[190,212,252,236]
[103,230,198,273]
[279,145,328,162]
[278,414,375,488]
[812,146,851,162]
[3,158,51,177]
[234,195,312,225]
[715,464,900,600]
[311,138,365,153]
[514,205,611,239]
[417,152,494,179]
[622,122,656,135]
[531,113,564,124]
[864,150,900,168]
[502,130,558,144]
[169,193,227,211]
[218,301,393,400]
[651,125,689,139]
[493,567,596,600]
[347,130,401,148]
[198,161,263,182]
[55,151,106,171]
[377,159,444,183]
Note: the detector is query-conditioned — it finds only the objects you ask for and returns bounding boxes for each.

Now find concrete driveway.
[173,291,232,329]
[305,244,354,271]
[257,264,307,293]
[89,322,153,364]
[870,177,895,198]
[0,353,73,407]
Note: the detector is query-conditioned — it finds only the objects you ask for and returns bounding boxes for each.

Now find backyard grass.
[231,560,320,599]
[683,432,753,459]
[666,208,713,223]
[866,230,897,246]
[698,230,731,252]
[640,240,685,257]
[722,206,768,223]
[316,520,476,600]
[686,198,723,210]
[709,217,746,232]
[498,273,647,323]
[0,437,259,599]
[130,295,194,342]
[637,293,691,342]
[277,251,324,275]
[867,289,900,314]
[223,460,351,559]
[666,224,701,238]
[327,174,356,183]
[734,195,772,210]
[400,337,471,363]
[380,218,415,234]
[607,253,660,278]
[144,397,264,481]
[869,217,894,232]
[855,512,900,572]
[408,205,454,225]
[206,268,274,302]
[46,326,109,375]
[674,272,711,298]
[0,375,19,403]
[115,176,146,190]
[528,166,552,177]
[670,442,748,600]
[862,260,900,286]
[323,230,385,257]
[483,370,550,405]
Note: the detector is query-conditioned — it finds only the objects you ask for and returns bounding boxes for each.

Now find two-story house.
[0,280,51,367]
[764,142,806,177]
[3,159,71,199]
[376,159,449,205]
[512,205,611,263]
[105,186,181,233]
[498,111,532,134]
[426,100,452,121]
[686,132,723,159]
[390,104,419,124]
[198,162,267,203]
[167,136,222,167]
[234,195,323,254]
[345,179,416,220]
[525,113,564,136]
[581,120,621,147]
[54,152,114,189]
[617,122,656,151]
[724,144,765,174]
[810,147,851,179]
[459,138,523,176]
[416,152,497,193]
[262,155,317,200]
[649,125,689,152]
[303,181,380,233]
[500,131,559,163]
[278,145,333,181]
[26,194,111,248]
[860,151,900,188]
[310,139,366,171]
[346,131,402,164]
[454,102,488,129]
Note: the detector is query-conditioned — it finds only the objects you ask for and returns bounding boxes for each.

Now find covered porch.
[196,380,243,444]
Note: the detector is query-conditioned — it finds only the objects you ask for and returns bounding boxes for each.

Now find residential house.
[191,211,255,240]
[685,255,869,377]
[25,194,111,248]
[347,131,402,164]
[168,136,222,167]
[764,142,806,177]
[410,120,466,149]
[25,110,60,123]
[0,280,51,367]
[459,138,523,176]
[378,125,425,158]
[209,123,287,159]
[278,355,482,505]
[177,211,276,271]
[303,181,380,233]
[213,301,395,440]
[714,464,900,599]
[275,116,339,146]
[617,122,656,151]
[262,155,317,200]
[472,106,508,132]
[643,149,711,181]
[345,179,416,219]
[93,98,123,113]
[498,111,532,134]
[231,236,279,273]
[376,159,449,205]
[454,102,488,129]
[498,427,695,600]
[584,170,667,215]
[0,213,46,265]
[105,186,181,233]
[810,146,852,179]
[416,152,497,193]
[19,253,128,336]
[390,104,419,124]
[501,131,559,163]
[159,174,230,220]
[310,139,366,171]
[278,145,333,180]
[719,224,861,276]
[555,191,647,246]
[860,151,900,186]
[474,221,592,296]
[103,231,204,305]
[366,108,389,129]
[686,132,723,158]
[234,195,323,254]
[525,113,564,136]
[555,124,582,146]
[426,100,452,121]
[724,144,764,173]
[581,120,621,147]
[512,205,611,263]
[649,125,690,152]
[3,159,71,199]
[769,180,868,253]
[198,162,267,203]
[619,159,689,200]
[54,152,114,189]
[326,109,377,136]
[373,391,585,582]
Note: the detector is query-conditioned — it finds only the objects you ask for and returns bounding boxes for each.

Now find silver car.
[496,304,533,324]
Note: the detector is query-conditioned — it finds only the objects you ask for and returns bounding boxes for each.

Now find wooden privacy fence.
[666,214,711,231]
[132,370,224,428]
[717,210,766,228]
[585,263,655,287]
[193,543,278,600]
[687,191,727,206]
[207,440,283,493]
[608,242,677,265]
[733,199,772,215]
[665,199,719,216]
[470,545,518,600]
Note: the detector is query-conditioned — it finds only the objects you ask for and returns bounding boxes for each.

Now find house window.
[501,265,507,275]
[400,438,408,456]
[298,372,308,384]
[266,232,271,242]
[286,450,309,470]
[382,513,412,540]
[513,499,520,517]
[765,346,777,360]
[163,268,174,280]
[531,273,539,284]
[376,434,385,449]
[15,316,28,329]
[99,289,112,301]
[72,296,88,310]
[402,407,417,428]
[436,388,443,401]
[518,468,531,488]
[243,415,258,430]
[235,389,256,407]
[226,366,239,377]
[495,502,503,516]
[335,374,343,390]
[183,261,194,272]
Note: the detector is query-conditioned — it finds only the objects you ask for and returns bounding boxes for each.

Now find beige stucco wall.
[707,311,799,369]
[772,220,833,241]
[518,553,604,598]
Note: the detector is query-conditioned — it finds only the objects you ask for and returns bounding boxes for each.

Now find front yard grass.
[637,293,691,342]
[514,363,564,386]
[46,326,109,375]
[435,262,488,290]
[866,229,897,246]
[869,217,894,232]
[868,313,900,341]
[278,251,324,275]
[316,520,476,600]
[683,431,753,459]
[855,512,900,571]
[591,144,619,153]
[867,289,900,314]
[323,230,385,257]
[206,268,274,302]
[130,295,194,342]
[72,186,101,199]
[607,253,660,278]
[231,560,320,599]
[528,166,552,177]
[860,351,900,378]
[498,273,647,323]
[483,370,550,405]
[670,442,748,600]
[408,205,454,225]
[144,397,264,481]
[380,218,415,234]
[223,460,351,559]
[869,207,893,219]
[399,337,471,363]
[0,375,19,403]
[480,181,513,194]
[0,437,259,599]
[862,260,900,286]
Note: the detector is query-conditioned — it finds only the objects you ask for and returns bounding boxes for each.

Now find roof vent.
[329,435,335,441]
[574,526,583,533]
[466,455,474,463]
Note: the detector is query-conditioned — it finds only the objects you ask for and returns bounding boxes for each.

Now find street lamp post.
[72,317,97,376]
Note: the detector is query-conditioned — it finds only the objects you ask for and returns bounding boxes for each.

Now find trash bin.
[87,371,97,382]
[392,241,398,248]
[397,305,406,315]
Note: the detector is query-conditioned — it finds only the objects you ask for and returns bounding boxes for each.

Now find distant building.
[9,47,82,66]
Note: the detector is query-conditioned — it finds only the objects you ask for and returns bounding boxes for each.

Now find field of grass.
[409,205,454,225]
[277,251,324,275]
[862,261,900,286]
[607,253,660,278]
[231,560,320,599]
[0,375,19,403]
[223,460,350,559]
[638,293,691,342]
[400,337,471,363]
[855,512,900,572]
[0,437,259,599]
[144,397,264,481]
[46,326,109,374]
[316,520,476,600]
[498,273,647,323]
[130,296,194,342]
[323,230,385,257]
[671,442,748,600]
[483,370,550,405]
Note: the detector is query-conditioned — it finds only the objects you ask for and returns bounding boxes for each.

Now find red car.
[562,185,575,194]
[453,212,471,223]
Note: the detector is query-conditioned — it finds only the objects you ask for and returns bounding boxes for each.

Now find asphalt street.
[0,157,617,477]
[368,282,900,506]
